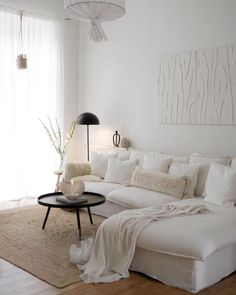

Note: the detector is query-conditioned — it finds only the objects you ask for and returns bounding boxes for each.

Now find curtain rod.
[0,3,64,21]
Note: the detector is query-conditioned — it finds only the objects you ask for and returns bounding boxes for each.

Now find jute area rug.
[0,205,105,288]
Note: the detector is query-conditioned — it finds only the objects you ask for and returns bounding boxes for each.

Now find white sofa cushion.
[189,154,231,196]
[143,154,171,173]
[137,197,236,260]
[131,167,186,198]
[205,163,236,207]
[104,157,137,184]
[168,162,199,197]
[107,187,178,209]
[90,152,109,178]
[84,181,122,197]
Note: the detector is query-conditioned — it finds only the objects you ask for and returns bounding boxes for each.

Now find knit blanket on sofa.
[80,204,209,283]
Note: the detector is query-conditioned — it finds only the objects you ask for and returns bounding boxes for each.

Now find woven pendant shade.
[64,0,125,42]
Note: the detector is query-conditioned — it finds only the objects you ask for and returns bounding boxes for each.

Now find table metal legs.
[42,207,51,230]
[76,208,93,237]
[76,208,81,236]
[41,206,93,236]
[87,207,93,224]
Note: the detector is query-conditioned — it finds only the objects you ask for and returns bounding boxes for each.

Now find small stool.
[54,170,63,192]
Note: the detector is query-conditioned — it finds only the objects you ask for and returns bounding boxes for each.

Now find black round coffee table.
[38,191,105,236]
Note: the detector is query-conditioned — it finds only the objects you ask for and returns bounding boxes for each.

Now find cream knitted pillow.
[64,162,91,181]
[131,167,187,198]
[72,175,102,182]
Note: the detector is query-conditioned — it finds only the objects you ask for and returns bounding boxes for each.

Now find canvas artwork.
[158,45,236,125]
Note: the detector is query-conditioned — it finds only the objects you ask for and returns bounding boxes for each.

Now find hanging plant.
[16,11,27,70]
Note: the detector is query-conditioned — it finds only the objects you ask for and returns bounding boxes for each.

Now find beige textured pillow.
[131,167,186,198]
[72,175,102,182]
[64,162,91,181]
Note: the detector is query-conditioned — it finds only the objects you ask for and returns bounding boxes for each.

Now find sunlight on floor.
[0,197,37,210]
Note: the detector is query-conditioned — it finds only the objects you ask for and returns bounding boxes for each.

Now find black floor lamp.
[76,112,100,161]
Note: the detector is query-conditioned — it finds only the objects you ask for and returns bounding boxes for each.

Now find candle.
[69,237,94,265]
[69,244,83,264]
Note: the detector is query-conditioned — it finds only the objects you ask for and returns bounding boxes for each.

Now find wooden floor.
[0,259,236,295]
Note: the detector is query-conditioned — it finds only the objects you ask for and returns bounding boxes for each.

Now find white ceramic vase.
[61,179,85,199]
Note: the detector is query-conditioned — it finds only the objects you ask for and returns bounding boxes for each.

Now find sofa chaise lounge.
[64,148,236,292]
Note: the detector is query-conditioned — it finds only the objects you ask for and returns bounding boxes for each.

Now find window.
[0,6,64,201]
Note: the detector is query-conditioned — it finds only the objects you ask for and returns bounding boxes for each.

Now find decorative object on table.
[77,112,100,162]
[120,137,130,148]
[54,170,63,192]
[68,231,94,266]
[113,130,120,147]
[39,117,76,172]
[61,178,85,199]
[64,0,126,42]
[158,44,236,125]
[16,11,27,70]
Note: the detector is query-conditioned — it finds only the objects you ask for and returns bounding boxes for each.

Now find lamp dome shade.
[64,0,125,42]
[76,112,100,125]
[64,0,125,23]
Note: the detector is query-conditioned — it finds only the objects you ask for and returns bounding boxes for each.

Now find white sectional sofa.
[64,148,236,293]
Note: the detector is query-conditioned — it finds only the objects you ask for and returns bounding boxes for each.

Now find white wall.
[0,0,64,17]
[0,0,80,161]
[78,0,236,159]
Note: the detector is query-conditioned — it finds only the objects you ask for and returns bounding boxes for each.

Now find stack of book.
[56,195,88,204]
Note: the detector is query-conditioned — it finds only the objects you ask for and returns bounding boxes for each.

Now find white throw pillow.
[231,158,236,168]
[131,167,186,198]
[205,163,236,207]
[90,152,109,178]
[168,162,199,197]
[105,157,137,184]
[143,154,171,173]
[153,152,189,163]
[189,154,231,196]
[108,147,130,160]
[129,148,145,167]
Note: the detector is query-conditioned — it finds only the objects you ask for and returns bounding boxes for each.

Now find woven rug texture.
[0,205,105,288]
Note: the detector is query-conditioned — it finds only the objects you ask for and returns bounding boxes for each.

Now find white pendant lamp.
[64,0,126,42]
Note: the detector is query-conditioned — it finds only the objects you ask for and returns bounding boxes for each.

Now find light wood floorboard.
[0,259,235,295]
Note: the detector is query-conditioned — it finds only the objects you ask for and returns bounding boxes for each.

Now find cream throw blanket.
[80,204,209,283]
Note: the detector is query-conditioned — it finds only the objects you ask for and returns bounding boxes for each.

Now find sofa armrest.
[64,162,91,181]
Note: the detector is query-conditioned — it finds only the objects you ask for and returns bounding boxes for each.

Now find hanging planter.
[16,11,27,70]
[16,54,27,69]
[64,0,126,42]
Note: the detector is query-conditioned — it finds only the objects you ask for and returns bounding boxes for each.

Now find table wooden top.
[38,191,105,209]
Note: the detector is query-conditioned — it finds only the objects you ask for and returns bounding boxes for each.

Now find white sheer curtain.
[0,6,64,201]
